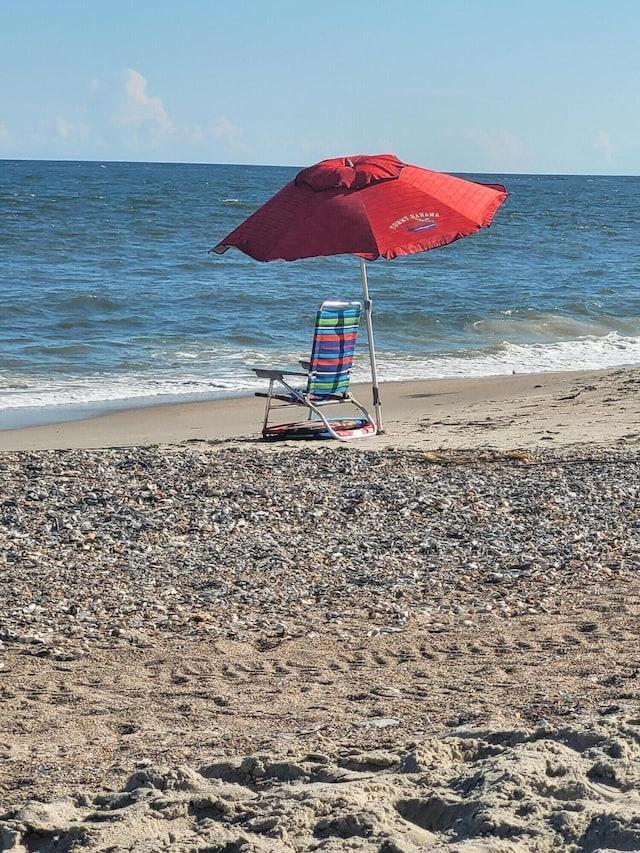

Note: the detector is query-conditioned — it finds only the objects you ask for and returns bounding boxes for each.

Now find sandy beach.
[2,367,640,852]
[2,366,640,452]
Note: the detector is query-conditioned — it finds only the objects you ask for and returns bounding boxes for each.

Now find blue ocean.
[2,159,640,430]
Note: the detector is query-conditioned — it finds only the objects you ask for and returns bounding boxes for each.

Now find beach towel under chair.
[253,300,377,441]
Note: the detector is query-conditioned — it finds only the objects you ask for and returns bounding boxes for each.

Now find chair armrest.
[253,368,308,379]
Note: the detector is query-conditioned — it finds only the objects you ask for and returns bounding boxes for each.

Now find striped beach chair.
[253,300,377,441]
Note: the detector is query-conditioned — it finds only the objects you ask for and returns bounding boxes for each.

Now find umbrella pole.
[359,258,383,433]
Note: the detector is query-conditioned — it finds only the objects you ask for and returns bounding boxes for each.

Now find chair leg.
[262,379,275,435]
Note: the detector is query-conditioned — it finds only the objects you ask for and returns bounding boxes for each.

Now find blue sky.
[2,0,638,175]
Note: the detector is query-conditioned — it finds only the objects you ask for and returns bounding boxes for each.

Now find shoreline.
[1,366,639,451]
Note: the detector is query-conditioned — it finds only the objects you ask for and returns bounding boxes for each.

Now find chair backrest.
[307,300,362,400]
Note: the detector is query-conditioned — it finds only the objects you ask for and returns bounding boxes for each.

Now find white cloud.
[105,71,245,157]
[0,121,10,145]
[54,116,90,143]
[211,117,245,151]
[113,69,173,134]
[593,131,614,163]
[462,129,530,172]
[55,116,73,139]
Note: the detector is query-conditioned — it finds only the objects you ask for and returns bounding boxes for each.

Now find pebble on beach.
[1,444,638,655]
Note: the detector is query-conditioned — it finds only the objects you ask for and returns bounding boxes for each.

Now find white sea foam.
[370,332,640,382]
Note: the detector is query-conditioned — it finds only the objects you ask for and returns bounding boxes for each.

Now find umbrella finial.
[345,158,354,168]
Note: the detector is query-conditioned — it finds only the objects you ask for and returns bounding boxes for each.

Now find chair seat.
[255,391,349,404]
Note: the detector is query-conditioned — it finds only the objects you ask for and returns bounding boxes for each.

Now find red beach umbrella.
[212,153,507,431]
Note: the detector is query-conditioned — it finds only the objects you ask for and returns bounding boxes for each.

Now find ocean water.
[2,159,640,429]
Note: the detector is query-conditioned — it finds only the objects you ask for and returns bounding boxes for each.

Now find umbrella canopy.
[212,154,507,430]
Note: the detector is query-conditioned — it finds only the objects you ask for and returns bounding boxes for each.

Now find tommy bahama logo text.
[389,212,440,232]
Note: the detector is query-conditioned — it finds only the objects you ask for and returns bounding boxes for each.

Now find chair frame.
[253,300,377,441]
